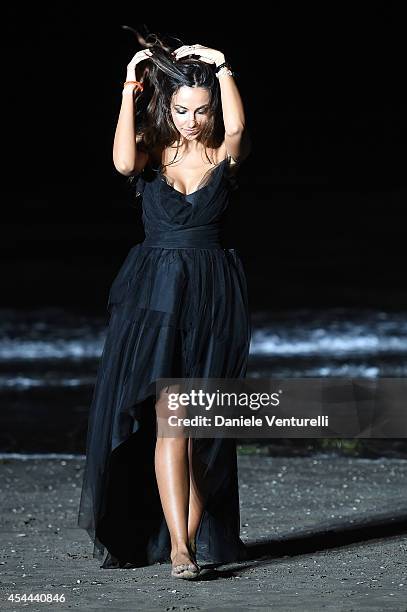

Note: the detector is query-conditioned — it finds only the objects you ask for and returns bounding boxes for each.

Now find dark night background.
[2,5,405,314]
[1,6,406,455]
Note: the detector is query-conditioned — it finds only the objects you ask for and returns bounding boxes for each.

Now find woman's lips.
[184,128,198,133]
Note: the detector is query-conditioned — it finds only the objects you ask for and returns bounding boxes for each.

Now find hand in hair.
[126,49,153,82]
[173,44,224,66]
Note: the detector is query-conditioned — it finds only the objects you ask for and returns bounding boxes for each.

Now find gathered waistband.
[142,225,222,249]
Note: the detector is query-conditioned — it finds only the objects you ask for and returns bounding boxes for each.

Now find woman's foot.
[170,546,200,580]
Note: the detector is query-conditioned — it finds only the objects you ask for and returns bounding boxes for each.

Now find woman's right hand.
[125,49,153,81]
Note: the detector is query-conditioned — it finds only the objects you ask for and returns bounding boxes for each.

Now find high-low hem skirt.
[77,243,252,568]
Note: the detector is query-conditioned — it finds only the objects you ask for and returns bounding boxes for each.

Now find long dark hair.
[121,28,226,186]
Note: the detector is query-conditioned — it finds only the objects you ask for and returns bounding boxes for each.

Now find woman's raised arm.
[112,49,152,176]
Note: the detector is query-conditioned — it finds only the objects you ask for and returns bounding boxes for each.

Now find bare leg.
[154,386,198,573]
[187,438,206,553]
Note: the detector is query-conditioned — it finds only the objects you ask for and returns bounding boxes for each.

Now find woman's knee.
[155,383,189,438]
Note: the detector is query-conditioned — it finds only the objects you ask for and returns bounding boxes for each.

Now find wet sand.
[1,453,406,611]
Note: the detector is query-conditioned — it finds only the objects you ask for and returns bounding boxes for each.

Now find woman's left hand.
[172,44,225,66]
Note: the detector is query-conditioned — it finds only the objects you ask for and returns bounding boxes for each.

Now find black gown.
[77,154,252,568]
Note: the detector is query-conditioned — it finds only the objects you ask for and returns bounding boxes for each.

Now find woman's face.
[171,86,211,139]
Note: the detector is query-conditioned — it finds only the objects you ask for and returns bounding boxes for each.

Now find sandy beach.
[1,452,406,611]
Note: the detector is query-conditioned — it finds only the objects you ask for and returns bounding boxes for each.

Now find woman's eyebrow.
[175,104,209,110]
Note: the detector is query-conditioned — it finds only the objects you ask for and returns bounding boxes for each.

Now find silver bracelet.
[215,66,234,78]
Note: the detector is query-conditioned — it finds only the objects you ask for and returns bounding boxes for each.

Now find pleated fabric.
[77,155,252,568]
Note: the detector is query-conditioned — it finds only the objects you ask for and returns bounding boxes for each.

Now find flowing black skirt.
[77,243,251,568]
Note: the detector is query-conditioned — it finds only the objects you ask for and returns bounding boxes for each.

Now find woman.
[77,32,252,581]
